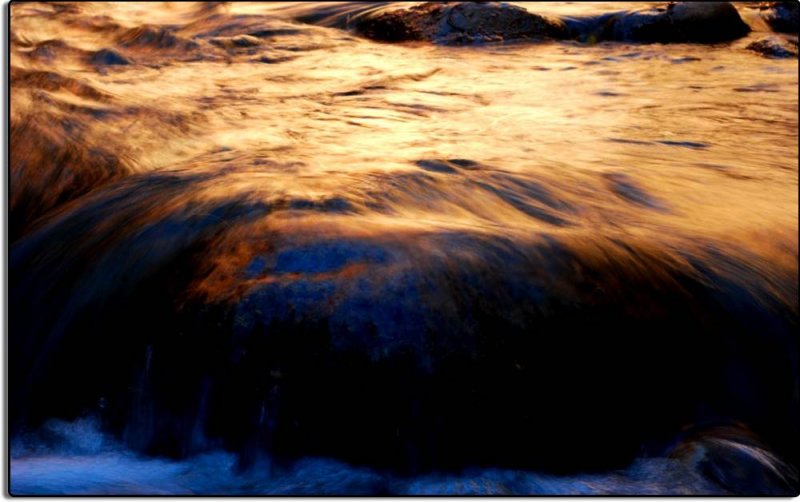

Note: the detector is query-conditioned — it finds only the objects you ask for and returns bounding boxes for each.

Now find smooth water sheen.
[9,1,799,495]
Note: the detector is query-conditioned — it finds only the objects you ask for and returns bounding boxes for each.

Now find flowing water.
[9,1,799,495]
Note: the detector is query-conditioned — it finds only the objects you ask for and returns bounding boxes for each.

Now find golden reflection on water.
[9,2,798,305]
[8,5,800,496]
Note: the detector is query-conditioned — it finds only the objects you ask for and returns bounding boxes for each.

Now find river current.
[9,1,799,495]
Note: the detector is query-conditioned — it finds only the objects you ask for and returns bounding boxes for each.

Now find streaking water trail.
[9,1,799,496]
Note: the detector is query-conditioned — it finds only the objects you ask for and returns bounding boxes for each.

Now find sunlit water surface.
[9,1,799,495]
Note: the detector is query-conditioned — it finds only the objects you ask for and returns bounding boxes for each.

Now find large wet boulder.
[760,2,799,33]
[668,2,751,41]
[356,2,566,44]
[10,168,799,478]
[604,2,751,43]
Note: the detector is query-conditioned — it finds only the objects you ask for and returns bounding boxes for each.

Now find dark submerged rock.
[89,48,131,66]
[356,2,566,44]
[10,182,799,480]
[254,54,297,64]
[746,36,798,58]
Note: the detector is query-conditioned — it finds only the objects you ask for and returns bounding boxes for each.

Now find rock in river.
[604,2,751,43]
[89,48,131,66]
[746,36,798,58]
[356,2,566,44]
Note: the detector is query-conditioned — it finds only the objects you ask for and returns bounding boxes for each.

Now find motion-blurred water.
[9,1,799,495]
[12,417,730,495]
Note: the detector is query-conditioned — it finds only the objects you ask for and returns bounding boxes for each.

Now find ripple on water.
[8,0,799,496]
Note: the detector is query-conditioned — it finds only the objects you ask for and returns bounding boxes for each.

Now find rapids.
[8,1,799,495]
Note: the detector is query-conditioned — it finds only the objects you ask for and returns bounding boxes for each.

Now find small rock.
[89,48,131,66]
[438,2,566,43]
[607,2,750,43]
[254,54,296,64]
[746,36,798,57]
[209,34,262,49]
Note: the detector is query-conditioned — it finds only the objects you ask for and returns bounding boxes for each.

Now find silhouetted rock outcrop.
[603,2,750,43]
[355,2,751,45]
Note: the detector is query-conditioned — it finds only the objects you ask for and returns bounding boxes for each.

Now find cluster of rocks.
[354,1,798,54]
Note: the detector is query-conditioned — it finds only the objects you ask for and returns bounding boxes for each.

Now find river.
[9,1,799,495]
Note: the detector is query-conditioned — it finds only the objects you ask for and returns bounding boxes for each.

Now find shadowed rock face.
[9,172,799,479]
[602,2,751,43]
[761,1,799,33]
[668,2,751,41]
[356,2,566,44]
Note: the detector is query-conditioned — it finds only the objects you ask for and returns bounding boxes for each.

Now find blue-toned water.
[13,418,734,495]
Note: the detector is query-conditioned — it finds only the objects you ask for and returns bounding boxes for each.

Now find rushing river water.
[9,1,799,495]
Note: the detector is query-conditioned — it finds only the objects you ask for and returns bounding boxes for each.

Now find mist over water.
[9,1,799,495]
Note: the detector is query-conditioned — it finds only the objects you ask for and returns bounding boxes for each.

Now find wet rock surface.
[10,184,799,480]
[89,48,131,66]
[747,36,798,57]
[603,2,751,43]
[669,2,752,41]
[356,2,566,44]
[355,2,753,45]
[116,25,198,51]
